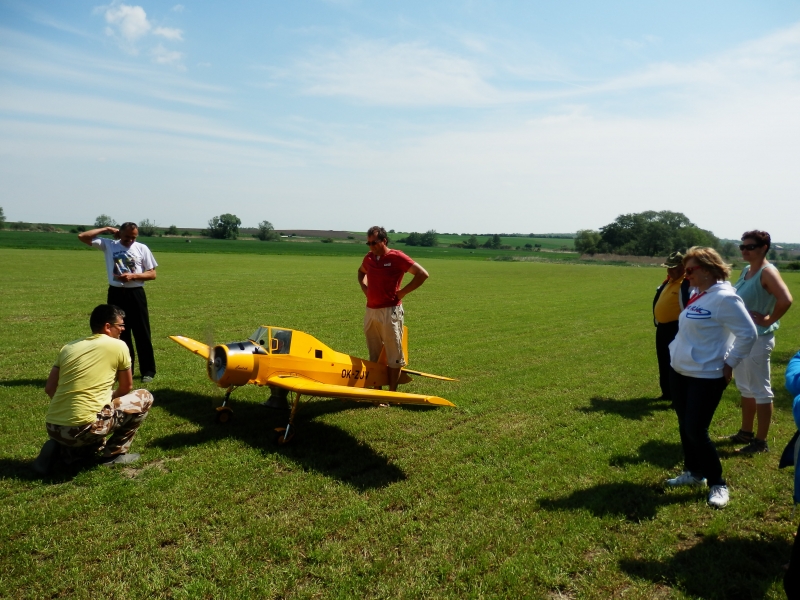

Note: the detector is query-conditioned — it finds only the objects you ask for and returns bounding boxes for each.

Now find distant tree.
[138,219,157,237]
[483,234,501,249]
[524,243,533,250]
[0,206,5,230]
[94,214,117,228]
[182,230,192,237]
[256,220,280,241]
[463,235,479,249]
[574,229,602,255]
[11,222,29,230]
[420,229,438,247]
[780,250,791,261]
[166,225,178,236]
[597,211,718,256]
[721,241,736,258]
[206,213,241,239]
[389,229,395,233]
[769,248,778,261]
[321,237,334,243]
[401,232,423,246]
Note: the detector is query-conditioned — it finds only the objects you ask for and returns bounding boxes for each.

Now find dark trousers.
[656,321,679,398]
[786,520,800,598]
[107,286,156,377]
[670,369,728,486]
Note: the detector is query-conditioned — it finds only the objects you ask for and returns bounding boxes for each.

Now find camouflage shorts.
[46,389,154,459]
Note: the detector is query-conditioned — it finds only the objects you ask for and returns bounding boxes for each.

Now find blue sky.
[2,1,799,240]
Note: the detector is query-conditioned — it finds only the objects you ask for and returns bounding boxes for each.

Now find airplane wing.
[402,368,456,381]
[266,374,455,407]
[169,335,210,360]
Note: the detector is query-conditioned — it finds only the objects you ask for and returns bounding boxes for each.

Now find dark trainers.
[32,440,60,475]
[728,429,754,444]
[99,453,141,466]
[737,439,769,454]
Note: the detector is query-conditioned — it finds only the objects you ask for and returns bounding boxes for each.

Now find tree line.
[575,211,719,256]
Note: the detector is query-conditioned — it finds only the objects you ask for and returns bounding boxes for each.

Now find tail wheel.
[215,407,233,423]
[274,427,295,445]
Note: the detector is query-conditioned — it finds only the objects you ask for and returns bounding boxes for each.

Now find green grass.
[0,230,575,260]
[1,248,799,598]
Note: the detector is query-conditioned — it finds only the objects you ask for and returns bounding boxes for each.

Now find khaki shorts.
[733,333,775,403]
[364,305,405,367]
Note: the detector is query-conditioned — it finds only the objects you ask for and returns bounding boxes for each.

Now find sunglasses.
[684,266,703,275]
[110,321,126,329]
[365,241,382,247]
[739,243,764,251]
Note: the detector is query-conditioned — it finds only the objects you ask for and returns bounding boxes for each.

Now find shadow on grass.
[538,481,696,522]
[0,378,48,388]
[579,396,673,421]
[610,440,683,469]
[151,388,406,491]
[620,534,791,599]
[0,453,106,483]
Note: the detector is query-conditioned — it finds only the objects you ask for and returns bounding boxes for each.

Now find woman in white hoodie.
[666,247,757,509]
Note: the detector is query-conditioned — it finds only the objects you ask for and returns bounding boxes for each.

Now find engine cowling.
[207,341,264,387]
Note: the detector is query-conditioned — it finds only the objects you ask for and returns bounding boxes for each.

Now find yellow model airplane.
[170,325,455,443]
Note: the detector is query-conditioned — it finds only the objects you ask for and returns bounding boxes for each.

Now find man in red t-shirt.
[357,226,429,391]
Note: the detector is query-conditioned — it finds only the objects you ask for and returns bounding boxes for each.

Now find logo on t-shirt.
[686,305,711,319]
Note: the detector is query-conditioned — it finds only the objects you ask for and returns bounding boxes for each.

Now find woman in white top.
[666,247,757,508]
[728,230,793,453]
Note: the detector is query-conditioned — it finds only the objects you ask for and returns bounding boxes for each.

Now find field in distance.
[1,248,798,598]
[0,229,576,259]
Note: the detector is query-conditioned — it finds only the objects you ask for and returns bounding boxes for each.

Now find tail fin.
[376,325,409,366]
[402,325,409,367]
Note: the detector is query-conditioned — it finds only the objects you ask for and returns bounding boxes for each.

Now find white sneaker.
[665,471,707,487]
[708,485,729,508]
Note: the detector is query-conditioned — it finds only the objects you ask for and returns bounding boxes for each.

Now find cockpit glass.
[250,327,270,350]
[271,328,292,354]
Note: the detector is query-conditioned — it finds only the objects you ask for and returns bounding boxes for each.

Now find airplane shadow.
[620,534,791,599]
[609,440,683,470]
[578,396,673,421]
[0,378,48,388]
[150,388,406,491]
[538,481,695,522]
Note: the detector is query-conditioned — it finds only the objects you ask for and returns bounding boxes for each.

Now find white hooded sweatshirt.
[669,281,757,379]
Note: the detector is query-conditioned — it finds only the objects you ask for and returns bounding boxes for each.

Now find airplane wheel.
[216,407,233,423]
[274,427,295,445]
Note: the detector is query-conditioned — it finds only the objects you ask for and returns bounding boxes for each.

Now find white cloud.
[172,4,184,12]
[151,44,184,67]
[296,40,502,107]
[153,26,183,41]
[104,4,151,42]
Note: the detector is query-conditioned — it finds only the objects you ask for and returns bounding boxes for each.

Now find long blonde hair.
[683,246,732,281]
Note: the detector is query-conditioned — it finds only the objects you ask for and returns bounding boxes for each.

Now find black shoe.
[728,429,755,444]
[99,453,141,466]
[32,440,60,475]
[737,439,769,454]
[657,394,671,401]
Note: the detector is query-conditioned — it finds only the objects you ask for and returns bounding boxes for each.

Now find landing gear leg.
[275,392,301,445]
[216,386,235,423]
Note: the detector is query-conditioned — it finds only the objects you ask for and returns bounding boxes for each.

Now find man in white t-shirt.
[79,222,158,382]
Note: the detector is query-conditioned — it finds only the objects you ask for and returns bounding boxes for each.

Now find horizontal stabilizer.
[169,335,210,360]
[266,374,455,407]
[401,368,456,381]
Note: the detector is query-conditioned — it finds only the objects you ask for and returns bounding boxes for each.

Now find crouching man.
[32,304,153,474]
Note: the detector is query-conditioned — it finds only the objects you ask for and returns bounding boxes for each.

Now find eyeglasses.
[739,243,764,251]
[365,241,381,247]
[110,322,126,329]
[684,266,703,275]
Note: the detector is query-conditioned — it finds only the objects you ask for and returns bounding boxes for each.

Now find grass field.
[0,231,575,260]
[1,248,799,599]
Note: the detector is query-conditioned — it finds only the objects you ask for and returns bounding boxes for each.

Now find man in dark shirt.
[357,226,429,391]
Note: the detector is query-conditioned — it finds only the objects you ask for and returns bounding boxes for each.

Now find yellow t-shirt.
[654,276,685,324]
[46,334,132,426]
